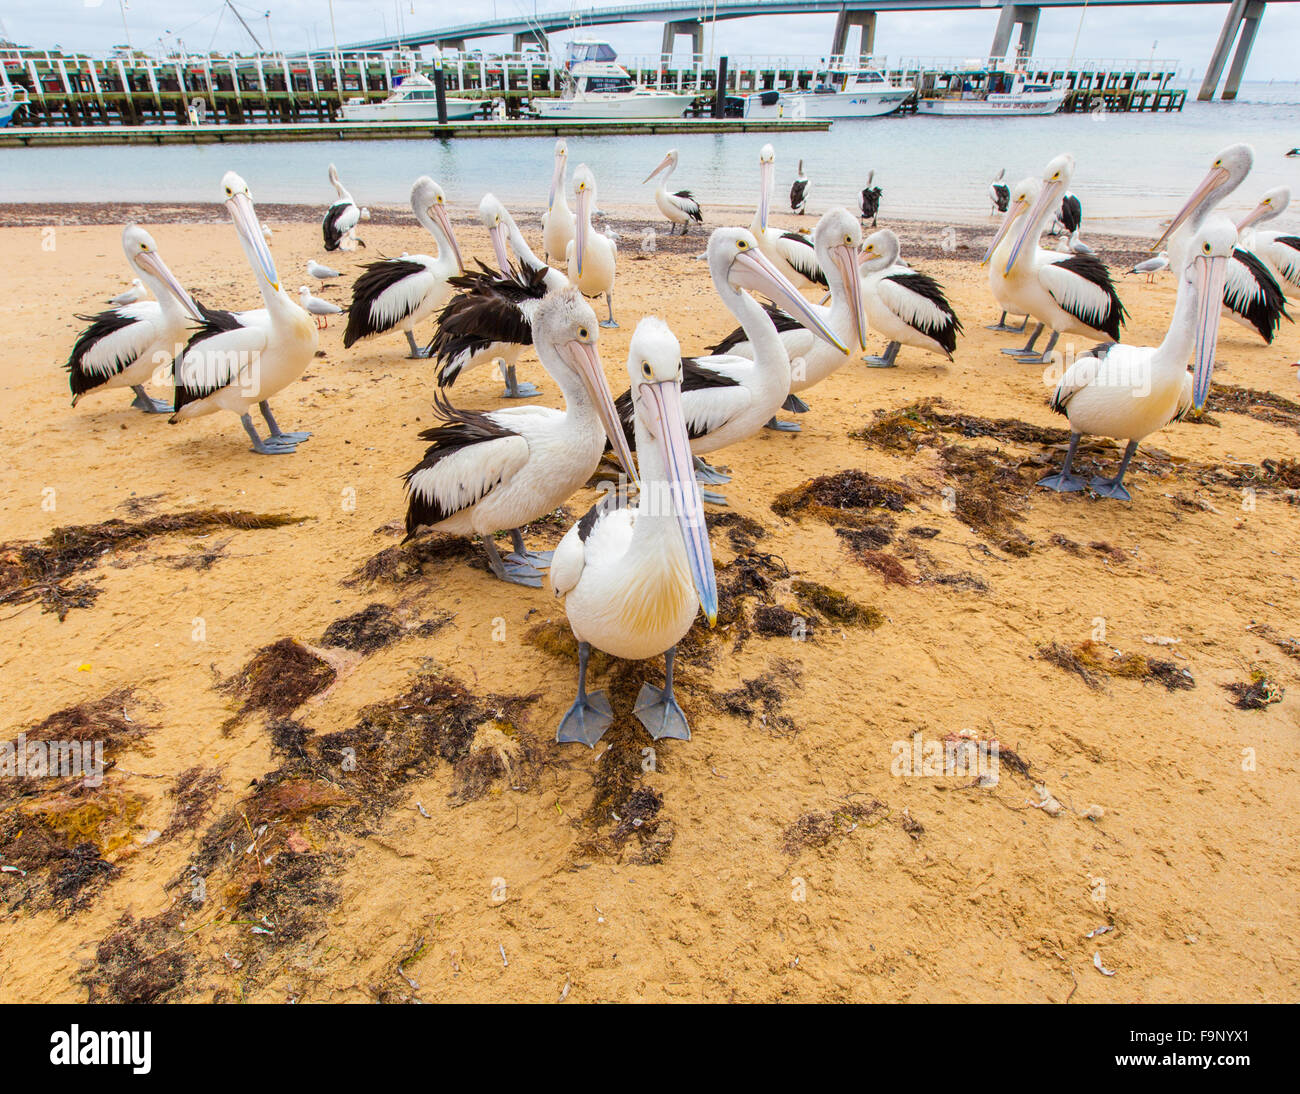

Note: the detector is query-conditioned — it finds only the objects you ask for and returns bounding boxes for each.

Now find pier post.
[714,56,728,117]
[989,4,1040,62]
[831,9,878,64]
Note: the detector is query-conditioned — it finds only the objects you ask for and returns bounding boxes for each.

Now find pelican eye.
[578,327,589,339]
[737,240,748,250]
[844,235,852,244]
[641,361,652,377]
[1203,242,1212,254]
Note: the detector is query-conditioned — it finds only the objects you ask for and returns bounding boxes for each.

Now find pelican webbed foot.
[764,416,801,431]
[130,386,171,414]
[406,330,433,359]
[782,393,811,413]
[241,413,299,455]
[1001,322,1046,358]
[599,293,619,329]
[499,363,540,399]
[260,401,310,443]
[699,488,729,506]
[556,642,613,747]
[483,536,543,586]
[634,648,690,742]
[1089,441,1138,501]
[692,457,731,485]
[1038,432,1085,493]
[985,312,1029,333]
[865,341,901,369]
[508,529,554,569]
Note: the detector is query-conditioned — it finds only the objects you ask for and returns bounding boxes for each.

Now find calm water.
[3,82,1299,235]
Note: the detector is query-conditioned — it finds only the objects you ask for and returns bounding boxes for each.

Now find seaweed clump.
[711,658,802,735]
[772,469,913,528]
[1038,640,1194,692]
[220,638,336,728]
[1224,669,1285,710]
[320,602,453,654]
[82,907,189,1004]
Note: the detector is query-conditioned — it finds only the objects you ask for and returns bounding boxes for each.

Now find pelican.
[644,148,703,236]
[403,289,637,586]
[430,193,566,399]
[67,225,202,414]
[1153,143,1289,344]
[541,139,575,267]
[298,286,343,329]
[1039,218,1235,501]
[857,229,962,368]
[790,159,810,215]
[991,154,1127,364]
[1130,253,1170,283]
[704,209,866,426]
[343,177,464,359]
[108,278,146,306]
[307,260,340,281]
[171,172,318,455]
[859,170,881,227]
[1236,186,1300,298]
[322,163,367,252]
[566,165,619,328]
[984,175,1040,340]
[1055,193,1093,254]
[612,228,846,503]
[989,169,1010,215]
[750,144,827,289]
[550,317,718,746]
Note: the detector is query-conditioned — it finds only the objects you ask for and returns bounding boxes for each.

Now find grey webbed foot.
[499,363,540,399]
[764,416,801,431]
[634,683,690,741]
[483,537,543,586]
[864,355,898,368]
[599,319,619,329]
[699,488,729,506]
[1037,472,1086,492]
[130,386,171,414]
[692,457,730,485]
[1089,477,1133,501]
[507,528,553,569]
[782,393,810,413]
[556,690,613,747]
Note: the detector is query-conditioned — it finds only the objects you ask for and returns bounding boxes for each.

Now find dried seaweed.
[1224,669,1285,710]
[220,639,336,727]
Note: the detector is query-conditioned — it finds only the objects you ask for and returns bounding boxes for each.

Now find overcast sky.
[4,1,1299,83]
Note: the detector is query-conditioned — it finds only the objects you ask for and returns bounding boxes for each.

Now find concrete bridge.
[342,0,1286,100]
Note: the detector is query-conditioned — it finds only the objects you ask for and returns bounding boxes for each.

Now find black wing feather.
[66,308,142,398]
[343,258,429,348]
[610,357,738,451]
[991,183,1010,213]
[322,200,349,252]
[1059,194,1082,234]
[706,303,804,355]
[673,190,704,222]
[430,261,549,385]
[1227,248,1290,344]
[1054,253,1127,340]
[884,271,963,354]
[173,302,243,412]
[860,186,881,220]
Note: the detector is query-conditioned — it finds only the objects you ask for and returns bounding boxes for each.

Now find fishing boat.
[742,66,911,120]
[917,70,1066,116]
[532,39,696,120]
[0,85,27,128]
[339,73,484,122]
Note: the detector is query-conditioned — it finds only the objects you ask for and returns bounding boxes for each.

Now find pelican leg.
[556,641,613,747]
[1089,440,1138,501]
[1001,322,1044,358]
[129,385,171,414]
[260,402,310,443]
[498,362,540,399]
[599,293,619,329]
[482,536,543,587]
[865,341,901,368]
[405,330,432,359]
[783,393,811,413]
[986,311,1025,333]
[1021,330,1060,365]
[241,413,298,455]
[634,646,691,742]
[764,415,801,432]
[692,457,731,485]
[699,489,729,506]
[1037,432,1086,493]
[509,527,554,569]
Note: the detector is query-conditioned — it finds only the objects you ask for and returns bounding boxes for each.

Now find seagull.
[298,286,344,329]
[307,260,340,280]
[1130,253,1170,282]
[107,278,147,306]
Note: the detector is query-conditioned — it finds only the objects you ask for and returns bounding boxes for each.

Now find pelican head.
[813,208,867,352]
[982,177,1040,265]
[222,171,281,293]
[479,192,514,271]
[1237,185,1291,232]
[533,288,637,483]
[1153,143,1254,251]
[994,167,1005,182]
[121,223,202,321]
[1184,216,1238,410]
[626,317,718,627]
[549,139,569,210]
[411,175,464,274]
[707,227,847,354]
[1007,153,1074,274]
[758,143,776,232]
[858,227,901,271]
[644,148,679,185]
[572,164,597,276]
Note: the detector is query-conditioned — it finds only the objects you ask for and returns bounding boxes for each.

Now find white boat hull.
[917,93,1065,116]
[533,93,696,120]
[743,88,909,120]
[339,98,483,122]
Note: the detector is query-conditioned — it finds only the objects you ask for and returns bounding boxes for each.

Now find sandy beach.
[0,201,1296,1004]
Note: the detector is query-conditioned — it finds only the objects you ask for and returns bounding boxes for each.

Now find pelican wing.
[175,311,269,412]
[1225,249,1289,343]
[66,303,164,394]
[430,262,549,384]
[1049,342,1120,414]
[322,199,359,251]
[877,270,962,354]
[343,257,437,347]
[860,186,881,220]
[1261,235,1300,289]
[1038,253,1126,340]
[990,183,1009,213]
[1059,194,1083,234]
[611,357,743,451]
[706,302,805,355]
[550,490,632,598]
[669,190,703,223]
[790,179,808,210]
[775,232,827,287]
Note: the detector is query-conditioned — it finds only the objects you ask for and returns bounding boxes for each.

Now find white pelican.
[550,317,719,746]
[108,278,146,306]
[989,169,1009,215]
[307,260,340,281]
[612,227,846,503]
[171,172,318,455]
[991,154,1127,363]
[644,148,703,236]
[322,163,367,252]
[857,229,962,368]
[1039,217,1235,501]
[404,288,637,586]
[859,170,881,227]
[1236,186,1300,298]
[790,159,810,215]
[298,286,343,329]
[1054,193,1093,254]
[566,165,619,328]
[1153,143,1289,344]
[750,144,826,289]
[541,139,575,267]
[1130,253,1170,282]
[343,177,464,358]
[67,225,202,414]
[430,193,566,399]
[704,208,866,426]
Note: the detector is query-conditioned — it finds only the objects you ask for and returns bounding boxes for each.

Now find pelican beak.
[1235,199,1273,233]
[640,378,717,626]
[227,190,280,292]
[832,243,868,351]
[432,203,464,274]
[136,249,203,324]
[1007,180,1061,275]
[644,153,673,185]
[489,221,512,272]
[982,198,1026,266]
[1191,253,1228,410]
[731,246,848,354]
[565,338,638,486]
[574,186,589,277]
[1154,165,1230,251]
[758,157,774,232]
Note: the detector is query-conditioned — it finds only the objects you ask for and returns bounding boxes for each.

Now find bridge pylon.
[989,3,1040,63]
[1198,0,1266,101]
[661,19,704,63]
[831,8,878,64]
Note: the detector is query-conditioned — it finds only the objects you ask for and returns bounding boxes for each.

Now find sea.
[2,81,1298,236]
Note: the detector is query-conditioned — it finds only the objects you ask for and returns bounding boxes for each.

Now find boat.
[532,39,696,120]
[339,73,484,122]
[917,70,1066,116]
[742,66,911,120]
[0,85,28,128]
